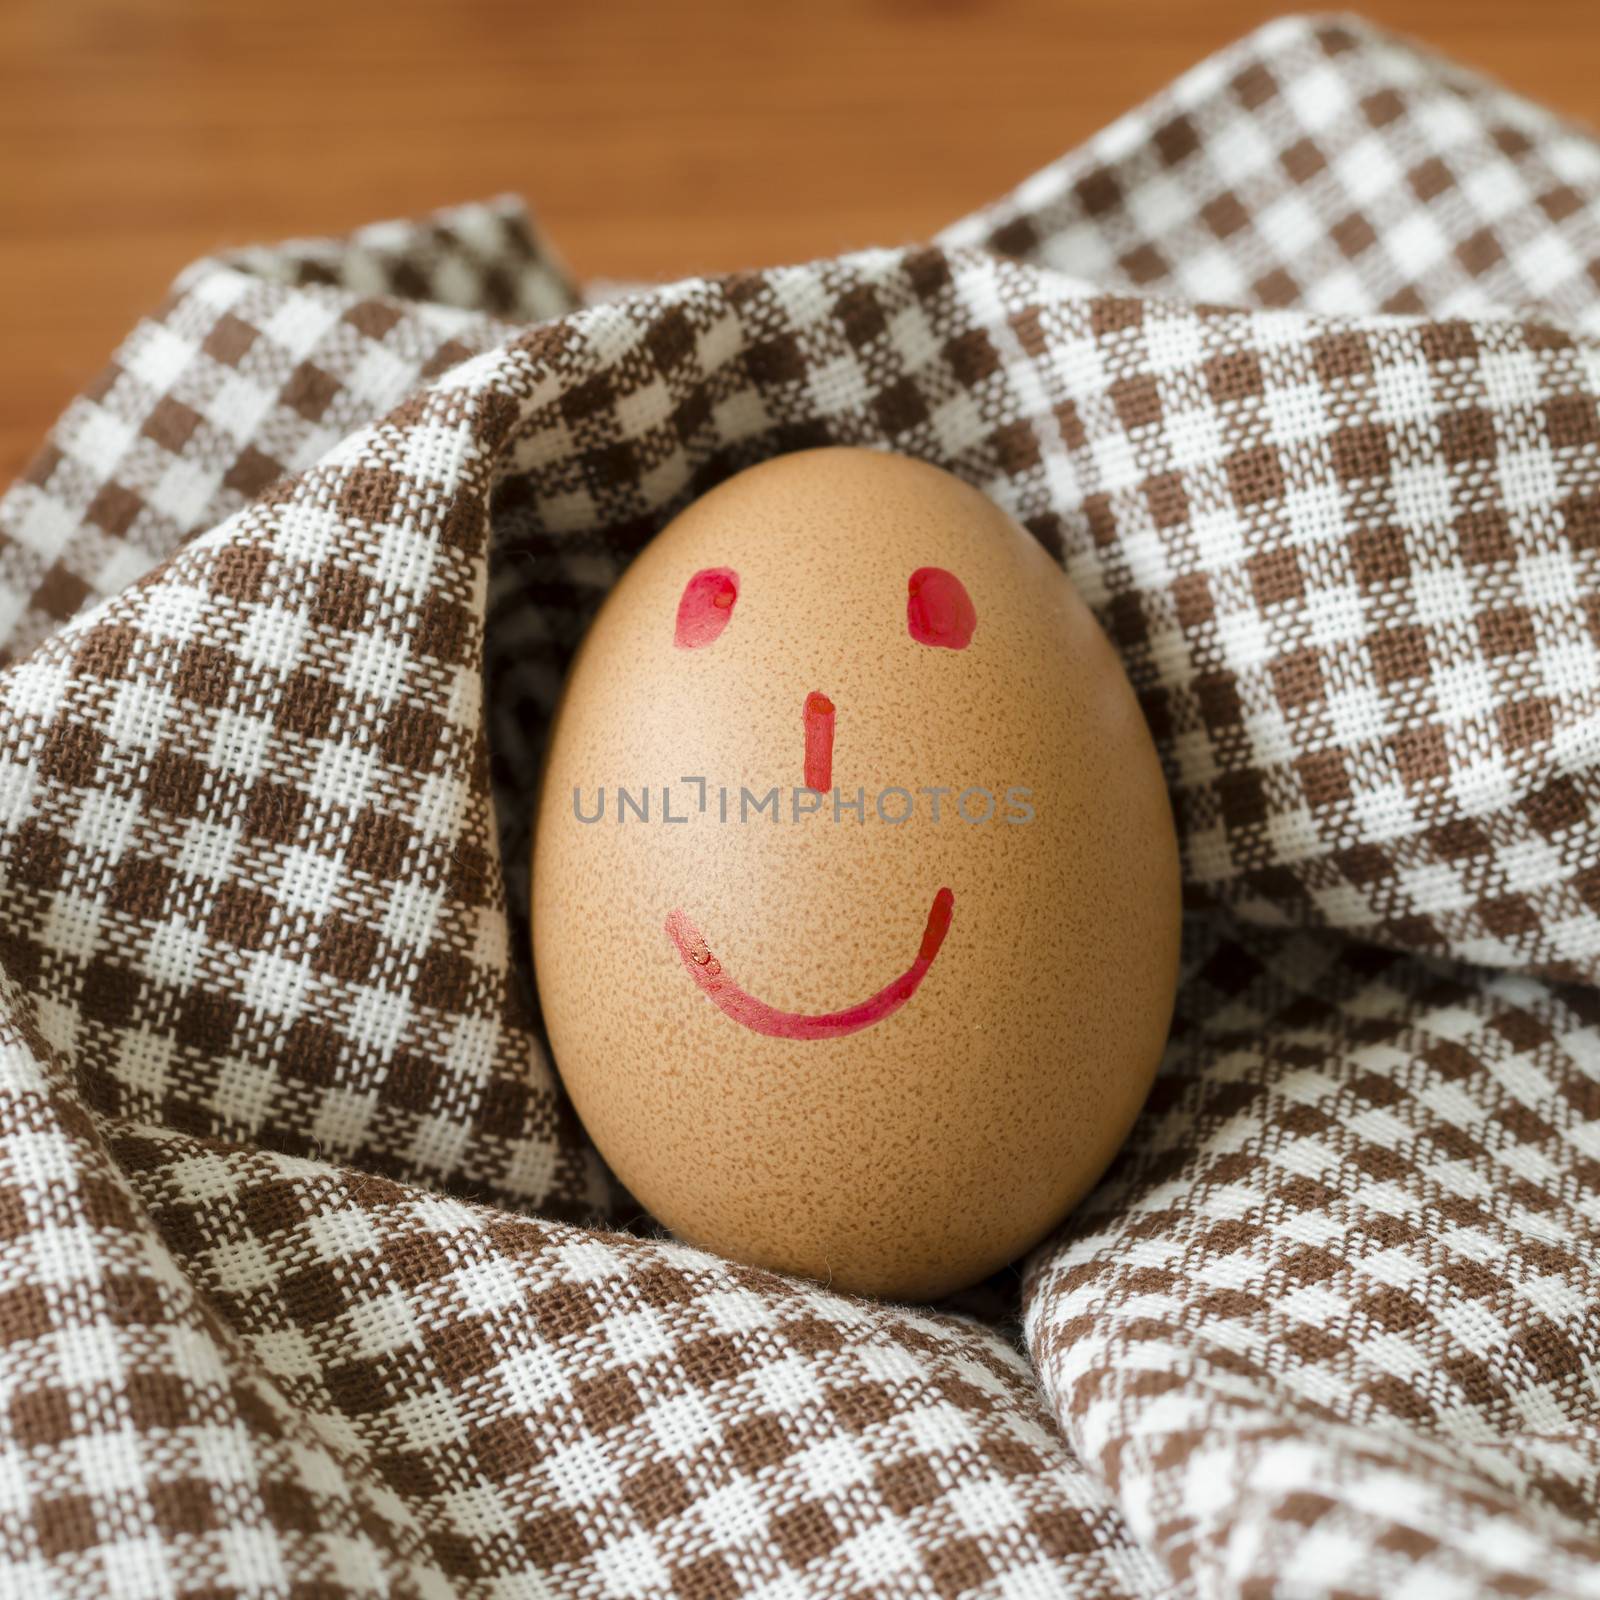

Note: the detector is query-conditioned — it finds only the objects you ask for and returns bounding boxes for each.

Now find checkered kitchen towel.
[4,12,1600,1597]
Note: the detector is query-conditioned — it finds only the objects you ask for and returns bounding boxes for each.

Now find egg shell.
[532,447,1181,1301]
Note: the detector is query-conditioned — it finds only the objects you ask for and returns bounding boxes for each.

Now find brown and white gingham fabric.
[4,13,1600,1597]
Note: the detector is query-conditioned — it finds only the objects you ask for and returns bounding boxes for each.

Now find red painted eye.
[675,568,739,649]
[907,567,976,649]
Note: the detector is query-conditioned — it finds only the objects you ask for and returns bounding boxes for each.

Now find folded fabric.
[3,12,1600,1597]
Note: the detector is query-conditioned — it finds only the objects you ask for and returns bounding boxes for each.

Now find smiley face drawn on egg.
[531,446,1182,1300]
[662,564,978,1040]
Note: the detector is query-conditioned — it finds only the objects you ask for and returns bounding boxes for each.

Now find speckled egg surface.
[532,448,1180,1301]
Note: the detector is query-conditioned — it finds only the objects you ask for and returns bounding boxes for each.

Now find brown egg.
[532,448,1180,1301]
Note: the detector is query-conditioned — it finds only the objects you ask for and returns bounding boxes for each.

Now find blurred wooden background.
[2,0,1597,482]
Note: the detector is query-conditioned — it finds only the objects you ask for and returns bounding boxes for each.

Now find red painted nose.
[804,693,835,790]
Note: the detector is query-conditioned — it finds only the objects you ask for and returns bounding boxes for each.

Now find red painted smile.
[664,888,954,1041]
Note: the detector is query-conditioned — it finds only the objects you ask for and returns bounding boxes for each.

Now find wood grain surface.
[3,1,1597,483]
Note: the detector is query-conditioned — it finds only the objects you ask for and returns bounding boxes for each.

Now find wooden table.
[3,0,1596,483]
